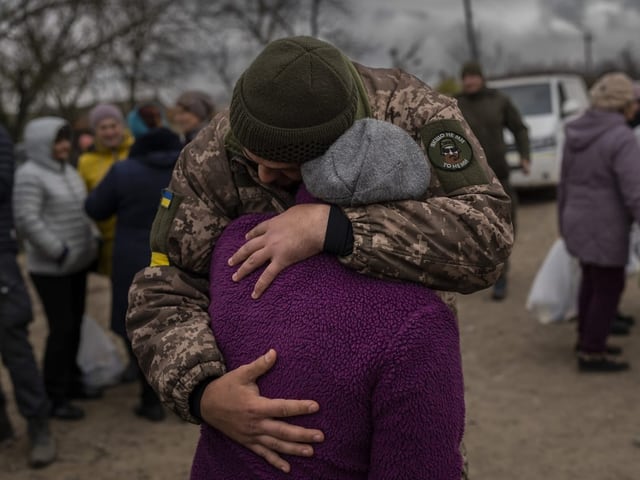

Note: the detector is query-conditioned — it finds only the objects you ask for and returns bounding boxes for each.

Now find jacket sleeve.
[0,126,13,204]
[339,100,514,293]
[613,128,640,222]
[85,164,118,221]
[13,168,66,259]
[557,140,571,235]
[126,115,237,422]
[503,97,530,160]
[369,307,465,480]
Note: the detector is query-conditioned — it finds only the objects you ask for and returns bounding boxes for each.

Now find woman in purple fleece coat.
[192,119,465,479]
[559,73,640,372]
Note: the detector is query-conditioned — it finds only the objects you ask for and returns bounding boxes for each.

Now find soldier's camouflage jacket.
[126,62,514,423]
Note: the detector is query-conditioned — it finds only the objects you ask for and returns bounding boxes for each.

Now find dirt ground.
[2,192,640,479]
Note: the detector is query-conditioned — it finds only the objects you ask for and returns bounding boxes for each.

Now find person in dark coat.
[456,61,530,301]
[85,105,182,420]
[0,123,57,467]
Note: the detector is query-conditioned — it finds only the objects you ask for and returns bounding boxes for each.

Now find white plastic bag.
[626,222,640,275]
[526,238,580,324]
[77,315,125,388]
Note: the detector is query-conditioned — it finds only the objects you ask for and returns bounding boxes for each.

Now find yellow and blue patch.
[160,189,173,208]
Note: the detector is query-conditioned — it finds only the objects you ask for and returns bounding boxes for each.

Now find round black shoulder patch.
[426,131,473,171]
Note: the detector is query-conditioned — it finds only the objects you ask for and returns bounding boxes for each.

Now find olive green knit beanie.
[230,36,358,164]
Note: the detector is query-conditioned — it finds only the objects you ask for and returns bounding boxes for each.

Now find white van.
[487,74,589,189]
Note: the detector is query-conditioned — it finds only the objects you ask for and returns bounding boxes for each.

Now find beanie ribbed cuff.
[230,77,358,163]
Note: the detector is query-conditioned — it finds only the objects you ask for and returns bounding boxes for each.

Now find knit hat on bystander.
[175,91,215,122]
[88,103,124,130]
[589,72,635,111]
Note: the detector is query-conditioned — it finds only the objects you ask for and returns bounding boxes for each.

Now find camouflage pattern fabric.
[126,63,513,424]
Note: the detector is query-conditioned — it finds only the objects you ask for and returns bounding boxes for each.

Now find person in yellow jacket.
[78,104,134,276]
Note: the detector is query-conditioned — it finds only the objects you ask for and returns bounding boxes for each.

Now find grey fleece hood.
[23,116,68,171]
[302,118,430,207]
[565,109,627,152]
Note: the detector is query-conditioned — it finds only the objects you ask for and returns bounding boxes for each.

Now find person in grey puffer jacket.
[13,117,98,419]
[559,72,640,372]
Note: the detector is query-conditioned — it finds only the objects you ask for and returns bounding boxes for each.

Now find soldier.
[127,36,513,475]
[456,61,530,300]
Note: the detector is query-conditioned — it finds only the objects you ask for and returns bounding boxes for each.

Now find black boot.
[610,319,631,336]
[0,406,14,444]
[616,312,635,327]
[27,417,56,468]
[577,352,630,372]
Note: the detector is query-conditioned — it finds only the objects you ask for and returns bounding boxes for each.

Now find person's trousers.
[577,263,625,353]
[0,253,50,419]
[497,177,518,283]
[30,269,88,404]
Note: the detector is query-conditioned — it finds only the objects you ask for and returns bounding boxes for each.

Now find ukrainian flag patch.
[160,189,173,208]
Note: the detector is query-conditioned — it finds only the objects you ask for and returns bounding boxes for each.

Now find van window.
[496,83,552,116]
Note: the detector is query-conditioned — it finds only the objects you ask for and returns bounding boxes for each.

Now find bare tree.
[195,0,356,100]
[389,38,432,80]
[0,0,367,138]
[0,0,151,139]
[107,0,184,108]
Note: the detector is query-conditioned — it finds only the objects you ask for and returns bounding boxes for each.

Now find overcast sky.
[173,0,640,104]
[342,0,640,77]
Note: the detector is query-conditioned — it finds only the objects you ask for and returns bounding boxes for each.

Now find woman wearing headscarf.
[559,72,640,372]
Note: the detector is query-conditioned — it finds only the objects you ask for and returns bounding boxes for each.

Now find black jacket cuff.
[189,377,216,421]
[323,205,354,256]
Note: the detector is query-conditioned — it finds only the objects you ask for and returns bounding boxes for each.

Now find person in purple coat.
[191,119,465,479]
[559,72,640,372]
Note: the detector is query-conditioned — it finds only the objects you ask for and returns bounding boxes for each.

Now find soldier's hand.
[200,349,324,473]
[521,158,531,175]
[228,203,330,299]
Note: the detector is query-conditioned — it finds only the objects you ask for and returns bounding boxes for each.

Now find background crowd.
[0,91,215,467]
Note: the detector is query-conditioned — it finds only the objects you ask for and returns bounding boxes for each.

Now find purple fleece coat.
[191,213,465,479]
[559,109,640,266]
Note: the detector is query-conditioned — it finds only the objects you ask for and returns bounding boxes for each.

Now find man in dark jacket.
[456,61,530,300]
[0,123,56,468]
